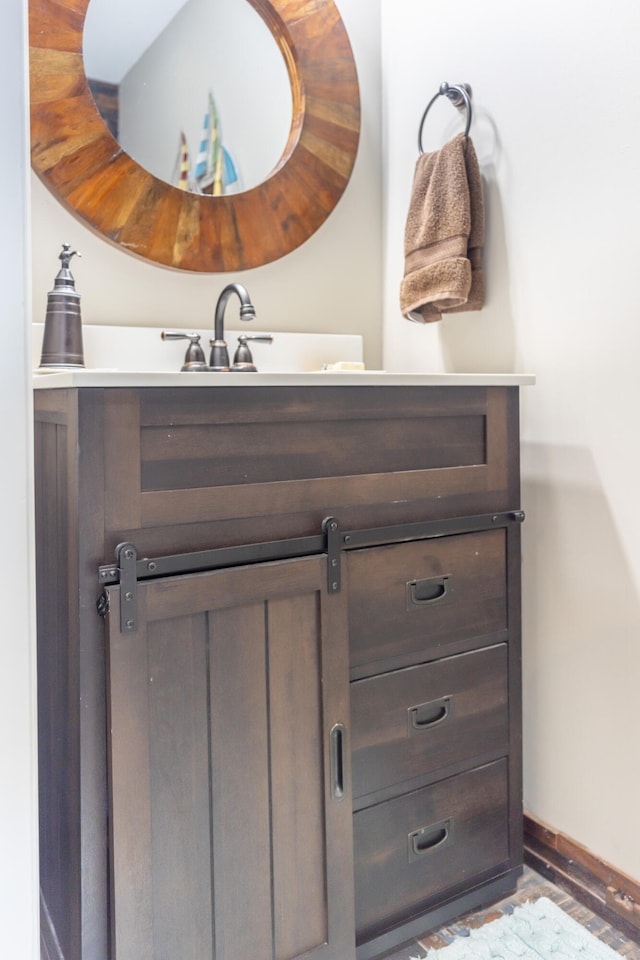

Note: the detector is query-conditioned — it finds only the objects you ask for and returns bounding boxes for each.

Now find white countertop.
[32,324,535,388]
[33,370,535,389]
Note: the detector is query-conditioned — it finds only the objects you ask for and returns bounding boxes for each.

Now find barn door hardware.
[97,523,342,630]
[323,517,342,594]
[97,510,525,631]
[96,542,139,633]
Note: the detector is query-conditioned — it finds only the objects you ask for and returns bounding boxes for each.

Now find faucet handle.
[238,334,274,345]
[161,330,209,372]
[232,334,274,372]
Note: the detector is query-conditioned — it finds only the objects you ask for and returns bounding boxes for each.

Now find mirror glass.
[83,0,292,194]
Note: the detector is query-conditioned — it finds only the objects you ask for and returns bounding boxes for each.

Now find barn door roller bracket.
[98,542,138,634]
[116,542,138,633]
[323,516,342,594]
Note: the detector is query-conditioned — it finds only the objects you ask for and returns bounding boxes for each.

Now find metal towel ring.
[418,82,473,154]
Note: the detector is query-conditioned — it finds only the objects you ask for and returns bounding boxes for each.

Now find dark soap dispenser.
[39,243,85,368]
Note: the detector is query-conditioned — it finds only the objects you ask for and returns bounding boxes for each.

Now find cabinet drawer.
[348,529,507,673]
[353,760,509,944]
[351,645,508,801]
[91,385,518,557]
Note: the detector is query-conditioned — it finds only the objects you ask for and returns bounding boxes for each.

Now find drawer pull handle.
[407,575,452,609]
[409,695,452,732]
[330,723,346,800]
[408,818,452,862]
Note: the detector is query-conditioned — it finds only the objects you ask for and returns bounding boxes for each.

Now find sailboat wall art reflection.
[173,92,240,195]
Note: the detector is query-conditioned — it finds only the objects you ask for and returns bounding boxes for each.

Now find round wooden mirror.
[29,0,361,273]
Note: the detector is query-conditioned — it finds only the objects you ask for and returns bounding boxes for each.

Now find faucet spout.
[210,282,256,371]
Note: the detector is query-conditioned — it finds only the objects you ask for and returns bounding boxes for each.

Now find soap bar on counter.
[322,361,366,371]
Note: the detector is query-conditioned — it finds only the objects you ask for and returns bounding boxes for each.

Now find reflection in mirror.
[83,0,292,194]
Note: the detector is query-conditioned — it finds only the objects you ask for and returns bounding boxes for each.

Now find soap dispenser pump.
[39,243,85,368]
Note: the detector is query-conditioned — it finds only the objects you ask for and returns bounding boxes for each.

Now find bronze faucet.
[209,283,256,371]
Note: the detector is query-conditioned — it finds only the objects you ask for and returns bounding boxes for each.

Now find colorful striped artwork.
[193,93,239,196]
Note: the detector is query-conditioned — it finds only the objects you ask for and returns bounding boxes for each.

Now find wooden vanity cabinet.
[34,383,523,960]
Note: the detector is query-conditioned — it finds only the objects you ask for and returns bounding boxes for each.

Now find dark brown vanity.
[35,375,527,960]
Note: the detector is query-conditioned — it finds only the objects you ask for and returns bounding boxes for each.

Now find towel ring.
[418,82,473,154]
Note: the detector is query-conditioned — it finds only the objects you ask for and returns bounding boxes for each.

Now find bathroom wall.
[20,2,640,951]
[0,0,39,955]
[30,0,384,369]
[381,0,640,880]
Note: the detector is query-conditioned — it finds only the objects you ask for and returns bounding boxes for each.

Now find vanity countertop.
[33,370,535,389]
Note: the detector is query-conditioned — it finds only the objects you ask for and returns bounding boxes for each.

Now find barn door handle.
[330,723,346,800]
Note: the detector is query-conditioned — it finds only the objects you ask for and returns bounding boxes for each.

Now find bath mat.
[416,897,622,960]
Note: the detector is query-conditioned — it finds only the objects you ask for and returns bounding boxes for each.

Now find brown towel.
[400,132,484,323]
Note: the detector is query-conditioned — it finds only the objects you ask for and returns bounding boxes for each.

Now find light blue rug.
[417,898,622,960]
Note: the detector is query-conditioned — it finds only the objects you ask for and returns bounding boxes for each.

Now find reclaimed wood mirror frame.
[29,0,361,272]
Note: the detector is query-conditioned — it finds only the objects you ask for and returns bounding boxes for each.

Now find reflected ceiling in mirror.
[29,0,360,272]
[83,0,292,195]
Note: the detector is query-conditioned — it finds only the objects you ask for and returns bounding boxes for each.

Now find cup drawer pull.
[408,695,452,733]
[408,818,452,862]
[406,575,453,610]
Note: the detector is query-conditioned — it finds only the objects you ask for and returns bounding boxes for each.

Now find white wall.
[31,0,384,368]
[0,0,39,955]
[382,0,640,879]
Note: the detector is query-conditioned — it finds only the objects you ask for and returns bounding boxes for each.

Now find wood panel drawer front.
[351,645,508,801]
[353,760,509,944]
[348,530,507,673]
[99,385,517,544]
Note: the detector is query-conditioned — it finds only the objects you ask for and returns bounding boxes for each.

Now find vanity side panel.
[506,520,524,866]
[35,389,110,960]
[35,392,80,960]
[75,389,110,960]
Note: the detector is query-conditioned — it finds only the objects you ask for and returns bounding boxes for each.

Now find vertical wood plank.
[318,577,356,960]
[269,592,327,958]
[147,614,214,958]
[107,588,154,960]
[76,388,110,960]
[208,602,274,960]
[486,387,508,493]
[104,390,142,533]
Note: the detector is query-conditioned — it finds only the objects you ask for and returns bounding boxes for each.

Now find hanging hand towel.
[400,132,484,323]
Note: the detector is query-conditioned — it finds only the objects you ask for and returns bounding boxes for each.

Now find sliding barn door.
[105,555,354,960]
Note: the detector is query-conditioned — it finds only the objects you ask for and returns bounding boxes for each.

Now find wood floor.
[378,865,640,959]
